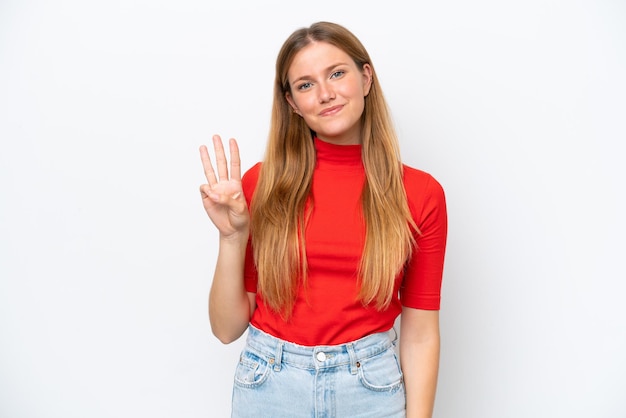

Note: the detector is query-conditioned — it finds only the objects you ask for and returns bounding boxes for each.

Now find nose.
[318,81,335,103]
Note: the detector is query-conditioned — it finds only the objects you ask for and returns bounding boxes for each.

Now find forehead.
[288,41,355,77]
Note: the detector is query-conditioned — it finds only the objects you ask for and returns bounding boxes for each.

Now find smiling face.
[285,41,373,145]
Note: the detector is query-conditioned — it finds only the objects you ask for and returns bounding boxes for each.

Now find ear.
[362,63,373,96]
[285,92,300,115]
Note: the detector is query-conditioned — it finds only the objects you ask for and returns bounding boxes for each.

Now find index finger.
[228,138,242,181]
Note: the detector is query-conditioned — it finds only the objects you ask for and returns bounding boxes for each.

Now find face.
[285,41,372,145]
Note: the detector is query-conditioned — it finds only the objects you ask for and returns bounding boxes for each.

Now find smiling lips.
[319,105,344,116]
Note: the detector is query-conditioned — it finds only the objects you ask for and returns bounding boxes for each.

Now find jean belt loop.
[273,341,284,372]
[346,343,358,375]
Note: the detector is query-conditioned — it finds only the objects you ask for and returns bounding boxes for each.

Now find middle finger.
[212,134,229,182]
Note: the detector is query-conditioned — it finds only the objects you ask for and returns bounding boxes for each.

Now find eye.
[330,70,345,79]
[297,82,313,91]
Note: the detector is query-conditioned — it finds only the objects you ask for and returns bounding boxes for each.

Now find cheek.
[297,96,317,113]
[342,83,366,104]
[352,94,366,114]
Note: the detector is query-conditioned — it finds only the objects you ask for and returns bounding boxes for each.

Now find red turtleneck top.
[241,138,447,346]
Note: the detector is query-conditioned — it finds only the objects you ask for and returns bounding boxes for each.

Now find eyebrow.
[290,62,351,85]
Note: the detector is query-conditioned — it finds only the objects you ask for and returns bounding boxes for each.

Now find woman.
[199,21,447,418]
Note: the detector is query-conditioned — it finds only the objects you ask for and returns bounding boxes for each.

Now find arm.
[399,307,440,418]
[199,135,256,344]
[208,239,256,344]
[399,171,447,417]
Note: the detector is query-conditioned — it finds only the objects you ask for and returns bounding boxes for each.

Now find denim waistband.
[244,325,397,373]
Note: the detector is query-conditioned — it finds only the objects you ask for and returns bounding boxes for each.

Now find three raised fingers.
[200,135,241,186]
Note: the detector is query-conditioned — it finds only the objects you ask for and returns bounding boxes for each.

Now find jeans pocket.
[357,347,404,393]
[233,348,272,389]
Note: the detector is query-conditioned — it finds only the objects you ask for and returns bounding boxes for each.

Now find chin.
[316,125,354,140]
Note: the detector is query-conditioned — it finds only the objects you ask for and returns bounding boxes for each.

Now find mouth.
[319,105,344,117]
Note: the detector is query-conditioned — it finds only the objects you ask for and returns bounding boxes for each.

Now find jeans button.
[316,352,327,362]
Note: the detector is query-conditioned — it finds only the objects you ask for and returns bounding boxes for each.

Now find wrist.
[219,229,250,246]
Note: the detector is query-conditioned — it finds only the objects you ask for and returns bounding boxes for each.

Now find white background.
[1,0,625,417]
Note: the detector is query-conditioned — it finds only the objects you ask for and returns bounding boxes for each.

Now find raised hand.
[199,135,249,239]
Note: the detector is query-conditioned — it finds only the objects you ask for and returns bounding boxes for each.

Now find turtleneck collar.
[314,137,363,169]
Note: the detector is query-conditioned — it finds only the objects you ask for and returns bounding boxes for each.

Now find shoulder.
[402,164,445,199]
[242,162,262,183]
[242,162,262,203]
[402,164,447,223]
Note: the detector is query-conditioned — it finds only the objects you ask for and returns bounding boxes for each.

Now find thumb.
[199,184,218,201]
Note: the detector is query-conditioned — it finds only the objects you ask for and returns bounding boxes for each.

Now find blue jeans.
[231,325,406,418]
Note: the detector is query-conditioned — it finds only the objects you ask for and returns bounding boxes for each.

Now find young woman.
[199,21,447,418]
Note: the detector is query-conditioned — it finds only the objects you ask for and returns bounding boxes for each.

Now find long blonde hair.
[251,21,416,318]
